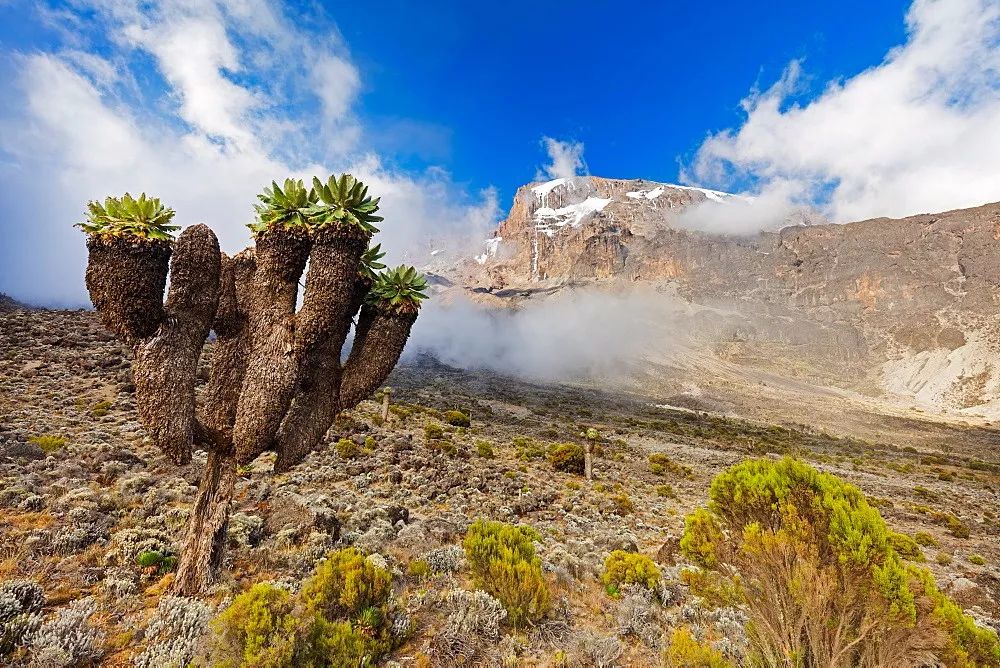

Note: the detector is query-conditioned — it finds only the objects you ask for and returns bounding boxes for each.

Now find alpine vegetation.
[76,175,427,595]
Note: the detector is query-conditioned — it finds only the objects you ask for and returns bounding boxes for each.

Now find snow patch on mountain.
[534,197,613,237]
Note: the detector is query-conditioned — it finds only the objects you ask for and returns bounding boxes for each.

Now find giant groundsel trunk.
[81,178,422,595]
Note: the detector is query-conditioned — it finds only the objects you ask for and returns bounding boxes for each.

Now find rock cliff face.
[464,176,1000,417]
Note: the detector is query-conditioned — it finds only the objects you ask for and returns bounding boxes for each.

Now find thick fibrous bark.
[273,271,371,473]
[201,250,255,434]
[340,305,418,410]
[294,226,369,365]
[232,230,310,463]
[84,236,170,341]
[172,447,237,596]
[133,225,220,465]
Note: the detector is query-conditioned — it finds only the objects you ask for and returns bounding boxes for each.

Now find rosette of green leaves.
[360,243,387,281]
[77,193,179,241]
[249,178,316,234]
[303,174,383,234]
[368,265,429,312]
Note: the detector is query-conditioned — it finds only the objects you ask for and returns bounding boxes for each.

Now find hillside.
[1,307,998,665]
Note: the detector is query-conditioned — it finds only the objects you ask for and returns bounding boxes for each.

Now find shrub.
[889,533,924,561]
[610,492,635,516]
[680,457,1000,667]
[435,589,507,660]
[90,400,113,417]
[547,443,585,474]
[406,560,431,579]
[137,550,163,568]
[513,436,545,460]
[134,596,213,668]
[208,582,298,667]
[656,484,677,499]
[937,551,953,565]
[601,551,660,591]
[27,435,65,454]
[26,597,103,667]
[663,627,732,667]
[930,511,971,538]
[335,438,360,459]
[0,580,44,657]
[424,422,445,440]
[969,554,986,566]
[649,453,692,478]
[463,520,551,626]
[206,549,402,667]
[914,531,938,547]
[443,410,471,427]
[475,440,494,458]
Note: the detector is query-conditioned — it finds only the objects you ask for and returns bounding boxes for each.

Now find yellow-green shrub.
[663,627,732,667]
[207,582,298,667]
[300,548,392,622]
[335,438,360,459]
[889,532,924,562]
[443,410,470,427]
[205,549,401,667]
[649,452,692,478]
[680,457,1000,667]
[28,434,65,453]
[547,443,585,474]
[601,550,660,592]
[463,520,551,626]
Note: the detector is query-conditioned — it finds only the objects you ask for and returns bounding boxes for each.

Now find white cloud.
[535,136,587,181]
[688,0,1000,225]
[0,0,497,306]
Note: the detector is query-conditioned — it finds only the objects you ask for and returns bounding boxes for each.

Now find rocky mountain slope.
[1,307,998,665]
[453,176,1000,419]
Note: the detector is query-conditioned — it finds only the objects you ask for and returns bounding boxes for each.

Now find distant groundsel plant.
[77,174,427,596]
[680,458,1000,668]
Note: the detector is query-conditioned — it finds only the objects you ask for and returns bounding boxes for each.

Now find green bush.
[648,453,692,478]
[443,410,470,427]
[208,582,298,667]
[206,549,401,667]
[513,436,545,460]
[914,531,938,547]
[547,443,585,474]
[680,457,1000,667]
[136,550,163,568]
[663,627,732,667]
[424,422,445,440]
[28,434,65,453]
[656,484,677,499]
[939,513,971,539]
[889,532,924,562]
[475,440,494,458]
[463,520,551,626]
[610,492,634,516]
[335,438,360,459]
[601,550,660,591]
[969,554,986,566]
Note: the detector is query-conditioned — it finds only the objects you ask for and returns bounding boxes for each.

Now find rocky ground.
[1,306,999,666]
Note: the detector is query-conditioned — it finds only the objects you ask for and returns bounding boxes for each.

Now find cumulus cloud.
[0,0,497,305]
[686,0,1000,226]
[535,136,587,181]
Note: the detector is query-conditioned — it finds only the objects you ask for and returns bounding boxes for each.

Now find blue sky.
[1,0,999,304]
[331,0,910,195]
